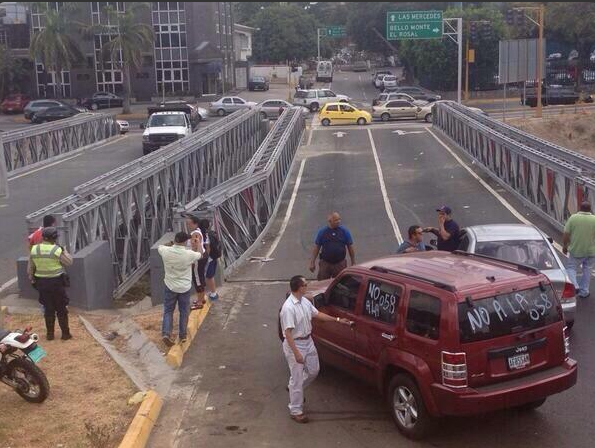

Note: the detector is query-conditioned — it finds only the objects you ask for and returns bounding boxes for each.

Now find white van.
[316,60,333,83]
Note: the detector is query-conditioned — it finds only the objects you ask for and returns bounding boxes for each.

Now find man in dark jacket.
[423,206,461,252]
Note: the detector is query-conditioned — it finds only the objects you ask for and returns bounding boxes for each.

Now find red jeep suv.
[307,251,577,439]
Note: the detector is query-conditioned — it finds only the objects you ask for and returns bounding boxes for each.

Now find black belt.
[294,334,311,340]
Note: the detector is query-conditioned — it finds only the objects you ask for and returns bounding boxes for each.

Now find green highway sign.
[320,26,346,38]
[386,10,443,40]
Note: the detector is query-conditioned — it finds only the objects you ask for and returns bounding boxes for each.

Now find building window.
[152,2,189,94]
[31,3,71,98]
[91,3,125,94]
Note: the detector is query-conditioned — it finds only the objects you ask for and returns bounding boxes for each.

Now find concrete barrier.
[17,240,115,310]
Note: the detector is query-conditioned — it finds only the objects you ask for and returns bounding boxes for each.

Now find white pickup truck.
[141,111,192,155]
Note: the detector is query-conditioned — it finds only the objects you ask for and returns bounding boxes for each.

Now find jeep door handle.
[381,333,396,341]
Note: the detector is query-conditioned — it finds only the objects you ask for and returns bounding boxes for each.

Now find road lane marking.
[265,158,307,258]
[427,128,565,254]
[8,153,81,181]
[90,134,127,150]
[0,277,17,295]
[307,128,313,146]
[367,129,403,244]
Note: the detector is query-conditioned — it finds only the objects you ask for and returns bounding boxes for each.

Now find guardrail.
[25,109,266,298]
[434,101,595,231]
[175,107,305,273]
[3,113,118,175]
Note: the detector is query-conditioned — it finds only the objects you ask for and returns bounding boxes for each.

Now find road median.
[166,298,212,368]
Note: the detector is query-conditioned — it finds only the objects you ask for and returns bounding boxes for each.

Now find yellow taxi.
[318,102,372,126]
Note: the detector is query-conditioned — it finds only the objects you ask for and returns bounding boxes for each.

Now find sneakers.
[208,292,219,301]
[162,336,175,347]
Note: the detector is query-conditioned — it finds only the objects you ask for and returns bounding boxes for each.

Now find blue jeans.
[567,255,595,296]
[162,286,191,339]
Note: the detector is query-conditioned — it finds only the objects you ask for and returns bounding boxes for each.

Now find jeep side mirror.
[313,293,327,309]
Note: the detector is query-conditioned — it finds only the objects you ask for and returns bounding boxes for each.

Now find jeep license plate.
[27,346,46,364]
[508,353,530,370]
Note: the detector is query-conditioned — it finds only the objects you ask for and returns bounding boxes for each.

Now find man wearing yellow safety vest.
[28,227,73,340]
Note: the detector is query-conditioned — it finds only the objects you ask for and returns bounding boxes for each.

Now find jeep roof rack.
[452,250,540,275]
[370,266,456,292]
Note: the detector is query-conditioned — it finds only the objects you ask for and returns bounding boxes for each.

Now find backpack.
[208,231,222,259]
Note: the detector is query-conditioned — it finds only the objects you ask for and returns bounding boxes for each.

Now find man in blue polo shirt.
[309,212,355,280]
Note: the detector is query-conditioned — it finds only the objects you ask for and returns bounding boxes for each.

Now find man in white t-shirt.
[158,232,202,346]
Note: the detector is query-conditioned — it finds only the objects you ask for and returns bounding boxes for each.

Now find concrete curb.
[118,390,163,448]
[166,299,212,368]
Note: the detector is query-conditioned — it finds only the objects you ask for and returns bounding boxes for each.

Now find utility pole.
[317,28,321,61]
[536,3,544,118]
[465,22,470,102]
[457,18,462,104]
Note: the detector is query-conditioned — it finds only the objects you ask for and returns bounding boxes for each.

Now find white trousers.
[283,337,320,415]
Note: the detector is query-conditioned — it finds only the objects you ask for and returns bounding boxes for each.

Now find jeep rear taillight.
[442,351,468,388]
[561,282,575,301]
[563,326,570,360]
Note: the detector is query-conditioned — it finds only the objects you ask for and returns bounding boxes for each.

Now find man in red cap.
[423,206,461,252]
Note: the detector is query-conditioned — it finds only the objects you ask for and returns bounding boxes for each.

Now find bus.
[316,60,333,83]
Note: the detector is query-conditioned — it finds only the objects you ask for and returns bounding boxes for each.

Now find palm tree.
[28,3,83,99]
[88,3,154,114]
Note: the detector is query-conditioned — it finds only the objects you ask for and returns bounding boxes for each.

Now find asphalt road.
[150,71,595,448]
[0,131,144,285]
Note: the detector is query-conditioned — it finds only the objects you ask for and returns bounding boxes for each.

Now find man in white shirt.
[158,232,202,346]
[280,275,352,423]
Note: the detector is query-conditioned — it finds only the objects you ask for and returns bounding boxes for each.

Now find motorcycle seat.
[0,329,10,341]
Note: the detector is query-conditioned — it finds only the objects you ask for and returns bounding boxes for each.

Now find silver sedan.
[258,100,309,119]
[371,100,433,122]
[458,224,576,328]
[209,96,257,116]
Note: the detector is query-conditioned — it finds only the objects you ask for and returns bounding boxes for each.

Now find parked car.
[24,99,69,120]
[1,93,30,114]
[457,224,576,328]
[319,102,372,126]
[82,92,123,110]
[372,70,393,86]
[248,76,270,91]
[353,61,368,72]
[257,99,308,119]
[307,251,577,439]
[382,75,398,89]
[391,86,441,102]
[372,99,433,122]
[116,119,129,134]
[209,96,257,116]
[31,105,82,124]
[293,89,350,112]
[375,74,389,89]
[141,111,192,155]
[372,92,427,107]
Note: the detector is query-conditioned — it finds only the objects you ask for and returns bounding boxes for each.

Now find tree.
[28,3,84,98]
[0,46,30,98]
[85,3,154,114]
[251,4,319,63]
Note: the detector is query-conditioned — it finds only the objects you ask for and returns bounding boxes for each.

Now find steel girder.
[175,107,305,274]
[25,109,266,298]
[3,113,118,173]
[434,102,595,231]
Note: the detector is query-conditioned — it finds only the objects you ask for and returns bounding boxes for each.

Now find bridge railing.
[3,113,118,176]
[25,109,266,298]
[433,101,595,231]
[175,107,306,273]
